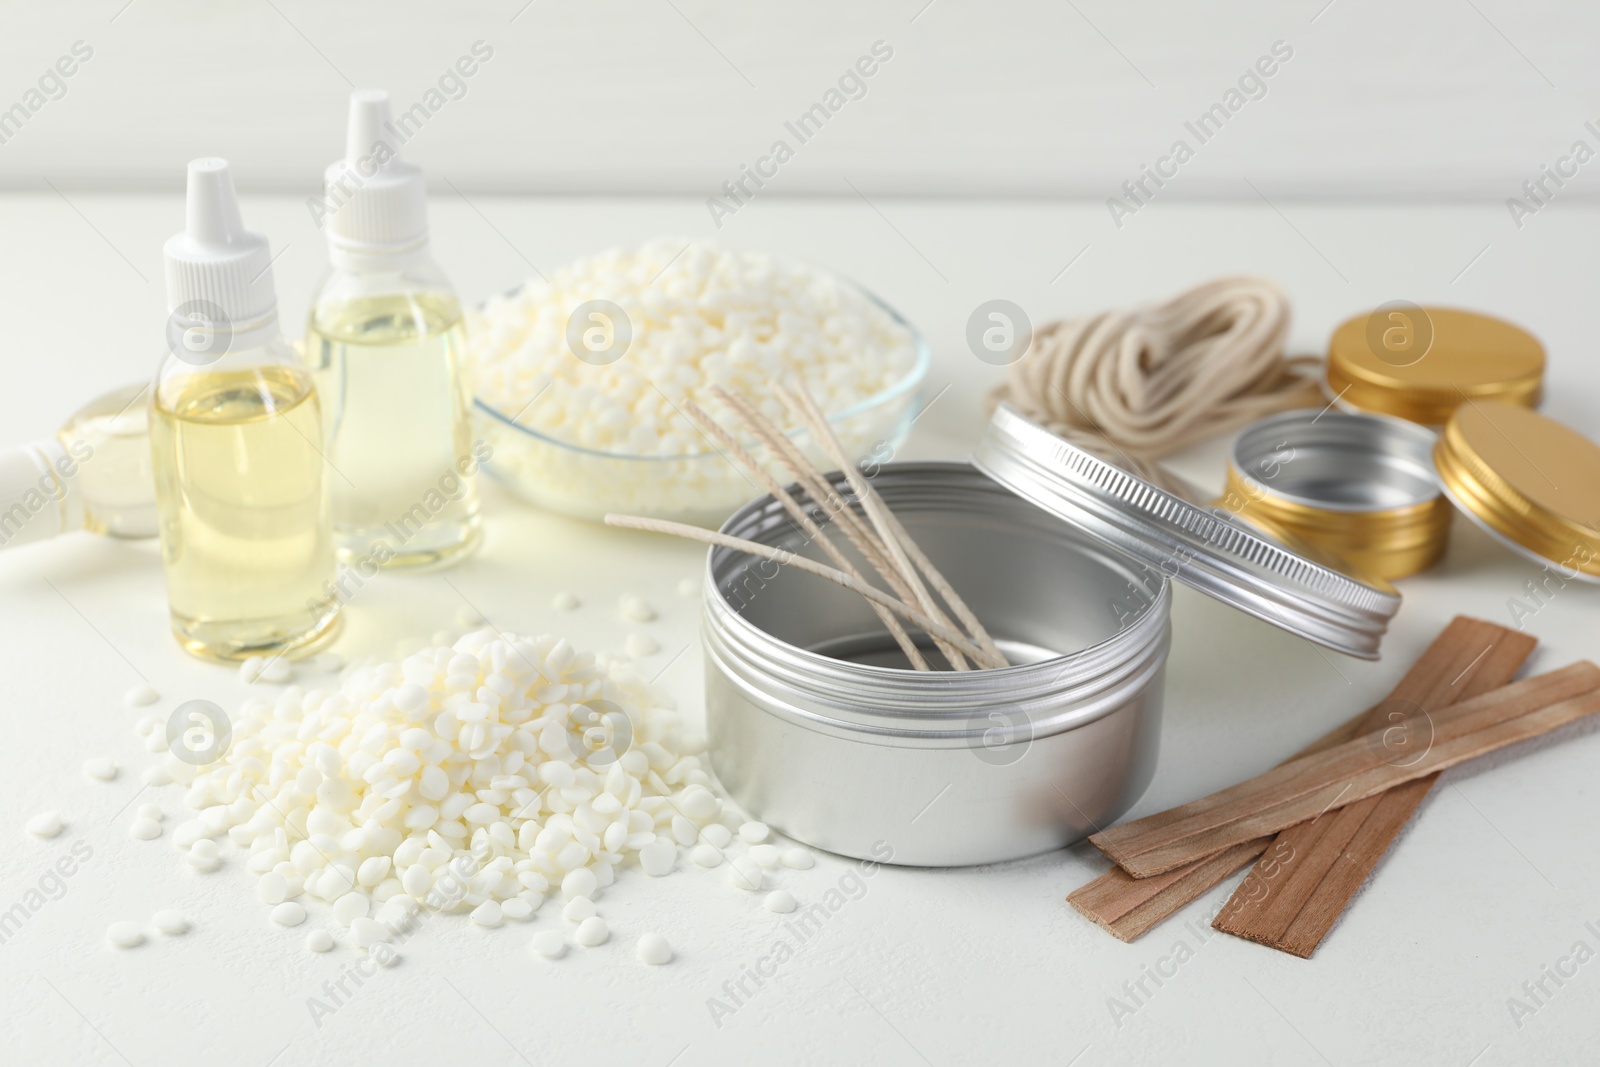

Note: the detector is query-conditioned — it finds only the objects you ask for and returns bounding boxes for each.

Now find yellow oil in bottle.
[150,365,340,661]
[307,291,481,568]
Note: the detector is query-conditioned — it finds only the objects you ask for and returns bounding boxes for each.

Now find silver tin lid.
[973,404,1402,659]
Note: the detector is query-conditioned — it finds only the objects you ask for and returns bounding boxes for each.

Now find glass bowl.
[472,289,930,527]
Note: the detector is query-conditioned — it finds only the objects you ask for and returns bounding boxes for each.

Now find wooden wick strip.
[1089,660,1600,878]
[680,399,931,672]
[1211,621,1539,957]
[778,382,1009,670]
[603,513,993,664]
[709,386,930,650]
[1067,615,1530,941]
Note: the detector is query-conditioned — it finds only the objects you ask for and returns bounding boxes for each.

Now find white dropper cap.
[0,441,84,551]
[163,158,280,351]
[322,89,430,265]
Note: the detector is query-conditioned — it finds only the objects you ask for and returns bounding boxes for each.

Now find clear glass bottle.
[0,382,157,551]
[307,89,481,569]
[151,158,340,662]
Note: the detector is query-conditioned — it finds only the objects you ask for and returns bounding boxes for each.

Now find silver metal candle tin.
[701,406,1401,867]
[703,462,1171,867]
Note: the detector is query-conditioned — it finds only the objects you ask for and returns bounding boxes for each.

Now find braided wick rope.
[988,276,1323,502]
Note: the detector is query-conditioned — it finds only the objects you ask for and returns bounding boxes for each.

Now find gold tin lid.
[1326,305,1544,425]
[1434,400,1600,582]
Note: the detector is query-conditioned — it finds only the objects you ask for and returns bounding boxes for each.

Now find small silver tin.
[704,463,1171,866]
[974,404,1401,659]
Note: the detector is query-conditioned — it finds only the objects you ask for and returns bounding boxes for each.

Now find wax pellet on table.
[125,684,159,707]
[106,921,145,948]
[502,898,535,921]
[239,657,264,683]
[671,815,697,846]
[781,848,814,870]
[640,837,676,877]
[83,757,118,782]
[691,843,723,868]
[532,930,566,959]
[627,633,660,658]
[257,873,289,905]
[750,844,780,868]
[575,916,609,947]
[470,900,504,927]
[306,929,335,953]
[350,917,387,948]
[561,868,597,901]
[700,824,732,849]
[728,857,763,891]
[676,786,719,821]
[563,896,596,922]
[637,933,673,965]
[142,765,170,787]
[190,839,219,862]
[764,891,797,914]
[129,817,162,840]
[332,893,369,924]
[137,804,164,823]
[151,910,189,935]
[552,591,579,611]
[620,595,656,622]
[271,902,307,927]
[739,821,770,844]
[258,659,291,684]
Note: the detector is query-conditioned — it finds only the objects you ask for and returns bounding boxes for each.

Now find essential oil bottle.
[306,89,481,569]
[150,158,340,661]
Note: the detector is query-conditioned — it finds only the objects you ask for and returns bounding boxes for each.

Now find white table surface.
[1,193,1597,1067]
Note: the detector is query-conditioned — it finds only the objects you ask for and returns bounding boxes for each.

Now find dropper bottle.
[0,382,157,551]
[306,89,481,569]
[151,158,340,661]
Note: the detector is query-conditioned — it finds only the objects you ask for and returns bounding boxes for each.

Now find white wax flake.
[128,818,162,841]
[26,811,64,838]
[137,804,164,822]
[125,684,159,707]
[738,821,770,844]
[676,578,698,599]
[238,657,265,684]
[639,838,676,877]
[620,595,656,623]
[561,868,598,901]
[332,893,369,925]
[728,857,763,892]
[106,921,145,948]
[551,591,580,611]
[691,844,723,868]
[626,633,660,658]
[764,890,797,914]
[781,848,814,870]
[470,901,504,928]
[271,902,307,927]
[700,824,732,849]
[257,873,288,905]
[83,757,119,782]
[501,898,535,922]
[141,765,172,787]
[749,844,780,869]
[562,896,596,923]
[151,910,189,935]
[306,929,335,953]
[189,839,220,862]
[636,933,673,965]
[574,916,609,947]
[532,930,566,959]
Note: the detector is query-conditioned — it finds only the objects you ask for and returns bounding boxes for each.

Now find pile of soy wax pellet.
[131,628,812,965]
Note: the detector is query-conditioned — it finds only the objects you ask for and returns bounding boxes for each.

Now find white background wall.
[2,0,1598,201]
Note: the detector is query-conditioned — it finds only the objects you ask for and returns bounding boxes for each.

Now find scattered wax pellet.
[562,896,596,923]
[728,857,763,891]
[26,812,63,838]
[137,804,164,822]
[639,837,676,877]
[258,659,291,685]
[626,633,660,658]
[532,930,566,958]
[257,873,288,905]
[749,844,780,868]
[129,818,162,841]
[83,757,119,782]
[691,843,723,868]
[575,916,609,947]
[620,594,656,622]
[271,902,307,927]
[738,821,769,844]
[189,839,219,862]
[306,929,335,953]
[764,890,797,914]
[552,591,580,611]
[125,684,159,707]
[238,657,265,683]
[700,824,733,849]
[151,909,188,935]
[636,933,673,965]
[501,898,535,921]
[561,868,597,901]
[332,892,369,925]
[106,921,145,948]
[187,852,220,872]
[781,848,814,870]
[470,901,503,928]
